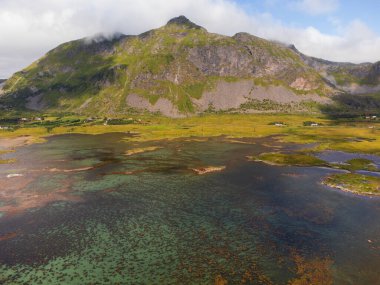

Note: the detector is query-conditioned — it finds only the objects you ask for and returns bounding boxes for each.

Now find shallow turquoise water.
[0,134,380,284]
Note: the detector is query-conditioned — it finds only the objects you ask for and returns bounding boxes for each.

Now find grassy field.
[323,173,380,196]
[249,152,328,167]
[1,113,379,196]
[337,158,378,172]
[0,113,379,155]
[249,152,379,171]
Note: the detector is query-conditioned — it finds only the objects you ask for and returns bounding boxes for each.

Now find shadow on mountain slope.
[319,92,380,118]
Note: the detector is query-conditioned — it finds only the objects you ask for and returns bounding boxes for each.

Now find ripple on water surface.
[0,134,380,284]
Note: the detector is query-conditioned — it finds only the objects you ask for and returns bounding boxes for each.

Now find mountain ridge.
[1,16,379,117]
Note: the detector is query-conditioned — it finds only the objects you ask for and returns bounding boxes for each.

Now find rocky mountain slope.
[290,46,380,94]
[1,16,379,117]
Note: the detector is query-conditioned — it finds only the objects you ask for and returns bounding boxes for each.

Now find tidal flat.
[0,133,380,284]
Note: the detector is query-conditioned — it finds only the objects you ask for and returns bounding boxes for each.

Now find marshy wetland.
[0,128,380,284]
[1,7,380,284]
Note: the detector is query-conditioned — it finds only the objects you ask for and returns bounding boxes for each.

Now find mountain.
[0,79,5,97]
[290,45,380,94]
[1,16,379,117]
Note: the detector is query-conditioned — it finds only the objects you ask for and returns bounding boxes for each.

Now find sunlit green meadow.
[1,113,379,155]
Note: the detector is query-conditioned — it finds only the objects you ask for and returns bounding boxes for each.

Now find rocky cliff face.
[1,16,379,117]
[290,45,380,94]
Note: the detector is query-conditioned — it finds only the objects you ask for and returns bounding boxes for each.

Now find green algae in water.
[0,192,280,284]
[1,134,380,284]
[25,174,69,193]
[72,174,132,193]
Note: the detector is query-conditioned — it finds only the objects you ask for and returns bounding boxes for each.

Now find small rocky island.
[250,151,380,196]
[322,173,380,196]
[191,166,226,175]
[125,146,162,156]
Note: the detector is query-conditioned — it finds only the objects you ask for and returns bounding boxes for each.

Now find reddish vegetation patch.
[103,188,116,193]
[0,231,20,241]
[109,171,135,175]
[0,191,82,217]
[0,175,82,218]
[48,166,94,173]
[0,175,34,192]
[214,275,228,285]
[0,136,33,150]
[289,254,333,285]
[191,166,226,175]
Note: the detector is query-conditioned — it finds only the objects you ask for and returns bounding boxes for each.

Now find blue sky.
[237,0,380,34]
[1,0,380,78]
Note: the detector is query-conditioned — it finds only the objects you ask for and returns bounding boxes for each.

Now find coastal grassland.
[250,152,379,173]
[336,158,378,172]
[249,152,328,167]
[125,146,162,156]
[0,113,379,155]
[0,159,15,164]
[322,173,380,196]
[0,150,15,164]
[281,123,380,155]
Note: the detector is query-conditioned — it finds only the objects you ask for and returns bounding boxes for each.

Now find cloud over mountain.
[0,0,379,78]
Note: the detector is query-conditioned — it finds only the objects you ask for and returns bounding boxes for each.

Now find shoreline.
[0,136,38,151]
[321,172,380,197]
[0,113,378,156]
[321,180,380,197]
[0,135,47,152]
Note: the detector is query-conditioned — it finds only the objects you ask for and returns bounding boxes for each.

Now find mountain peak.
[166,15,203,30]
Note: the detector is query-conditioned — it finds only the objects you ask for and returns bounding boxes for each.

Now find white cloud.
[291,0,339,15]
[0,0,379,78]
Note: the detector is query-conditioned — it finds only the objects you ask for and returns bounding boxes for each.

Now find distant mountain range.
[1,16,379,117]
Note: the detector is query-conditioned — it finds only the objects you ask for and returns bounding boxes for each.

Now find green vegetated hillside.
[0,16,379,117]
